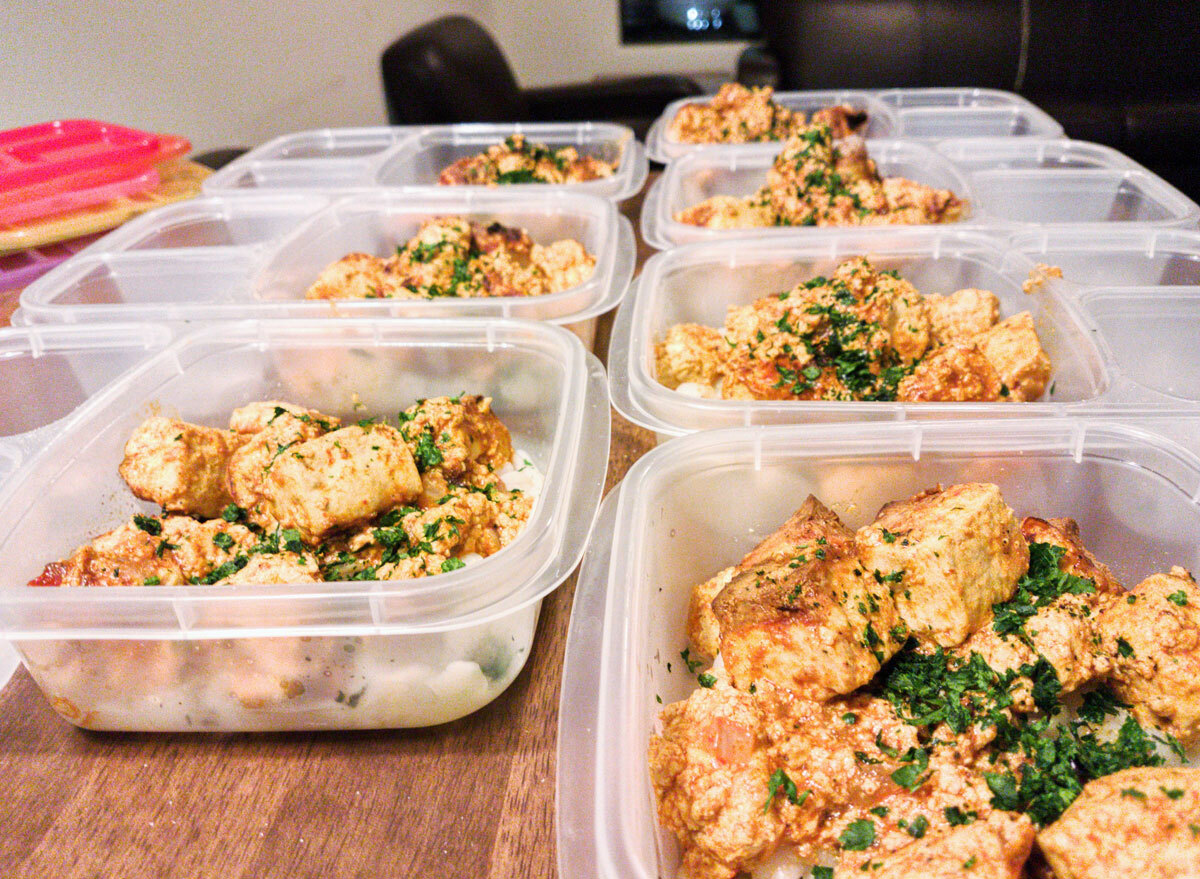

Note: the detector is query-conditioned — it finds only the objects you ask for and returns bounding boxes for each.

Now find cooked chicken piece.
[119,417,241,519]
[833,257,931,365]
[438,134,613,186]
[956,517,1119,704]
[711,497,904,700]
[649,684,786,879]
[158,516,258,580]
[688,566,736,661]
[264,423,421,544]
[656,323,726,391]
[856,483,1028,647]
[973,312,1051,401]
[228,401,339,435]
[219,552,320,585]
[528,237,595,291]
[1036,766,1200,878]
[669,84,806,144]
[896,344,1004,402]
[305,252,388,300]
[1097,567,1200,747]
[1022,517,1122,595]
[867,812,1034,879]
[675,194,775,229]
[811,104,869,139]
[398,395,514,489]
[43,517,186,586]
[226,408,332,528]
[925,288,1000,346]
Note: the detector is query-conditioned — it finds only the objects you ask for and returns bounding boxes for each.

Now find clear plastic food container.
[203,123,648,202]
[644,89,899,163]
[641,137,1200,249]
[14,190,636,350]
[0,318,610,731]
[607,228,1200,438]
[639,138,976,249]
[1011,227,1200,288]
[556,418,1200,879]
[877,87,1065,140]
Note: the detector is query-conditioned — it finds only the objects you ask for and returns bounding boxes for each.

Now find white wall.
[0,1,744,154]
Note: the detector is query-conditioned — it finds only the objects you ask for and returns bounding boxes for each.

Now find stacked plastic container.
[0,120,650,729]
[559,87,1200,879]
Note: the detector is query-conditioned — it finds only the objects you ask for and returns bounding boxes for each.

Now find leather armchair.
[750,0,1200,199]
[381,16,703,139]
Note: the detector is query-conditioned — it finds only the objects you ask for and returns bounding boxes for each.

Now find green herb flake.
[133,515,162,536]
[1167,590,1189,606]
[213,532,234,551]
[762,768,807,813]
[1120,787,1147,800]
[1161,786,1185,800]
[838,819,875,851]
[697,672,717,689]
[441,557,466,573]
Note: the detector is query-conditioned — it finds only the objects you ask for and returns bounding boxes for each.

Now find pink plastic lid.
[0,232,103,292]
[0,121,188,211]
[0,164,160,227]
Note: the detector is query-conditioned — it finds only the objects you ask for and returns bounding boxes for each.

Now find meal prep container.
[0,317,610,731]
[13,190,636,350]
[644,89,899,163]
[876,88,1064,140]
[203,122,648,202]
[1011,227,1200,288]
[607,228,1200,439]
[640,138,1199,250]
[556,418,1200,879]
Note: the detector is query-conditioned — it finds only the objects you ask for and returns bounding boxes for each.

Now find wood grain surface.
[0,180,660,878]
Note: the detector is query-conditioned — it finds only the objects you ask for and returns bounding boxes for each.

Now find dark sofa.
[747,0,1200,199]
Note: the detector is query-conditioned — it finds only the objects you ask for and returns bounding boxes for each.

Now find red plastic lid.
[0,120,189,211]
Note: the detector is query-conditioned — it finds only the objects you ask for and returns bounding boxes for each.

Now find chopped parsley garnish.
[1120,787,1146,800]
[411,429,444,472]
[991,543,1096,639]
[133,515,162,536]
[681,648,704,674]
[900,815,928,839]
[142,575,161,585]
[1116,638,1135,658]
[838,819,875,851]
[697,673,717,688]
[441,557,466,573]
[213,532,234,551]
[762,769,807,813]
[495,168,540,184]
[221,504,245,523]
[1161,786,1184,800]
[812,868,833,879]
[943,806,977,826]
[1167,589,1189,606]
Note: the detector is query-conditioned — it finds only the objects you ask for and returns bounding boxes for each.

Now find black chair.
[381,15,703,139]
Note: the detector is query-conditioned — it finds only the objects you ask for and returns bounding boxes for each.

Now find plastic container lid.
[643,89,899,163]
[15,190,635,329]
[876,87,1065,140]
[557,417,1200,879]
[203,123,648,202]
[607,228,1200,437]
[0,317,610,639]
[0,121,188,215]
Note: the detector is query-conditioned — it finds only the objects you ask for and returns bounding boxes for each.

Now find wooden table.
[0,184,660,878]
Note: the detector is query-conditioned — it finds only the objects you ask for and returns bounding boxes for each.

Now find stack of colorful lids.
[0,120,209,293]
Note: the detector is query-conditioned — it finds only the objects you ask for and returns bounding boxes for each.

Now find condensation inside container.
[971,172,1175,223]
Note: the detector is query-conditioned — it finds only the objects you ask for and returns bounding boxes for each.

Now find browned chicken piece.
[119,417,241,519]
[226,407,333,528]
[48,517,187,586]
[866,812,1035,879]
[305,217,594,301]
[305,252,389,300]
[711,497,904,700]
[833,257,931,365]
[1023,517,1122,595]
[896,344,1004,402]
[1036,766,1200,878]
[228,400,340,435]
[674,195,775,230]
[437,134,614,186]
[925,288,1001,346]
[158,516,258,580]
[856,483,1029,648]
[872,175,966,225]
[688,566,736,661]
[717,260,926,402]
[649,684,786,879]
[1097,567,1200,747]
[220,551,321,585]
[655,323,727,391]
[956,517,1120,704]
[810,104,870,139]
[263,423,421,544]
[973,312,1051,401]
[399,395,514,491]
[668,83,807,144]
